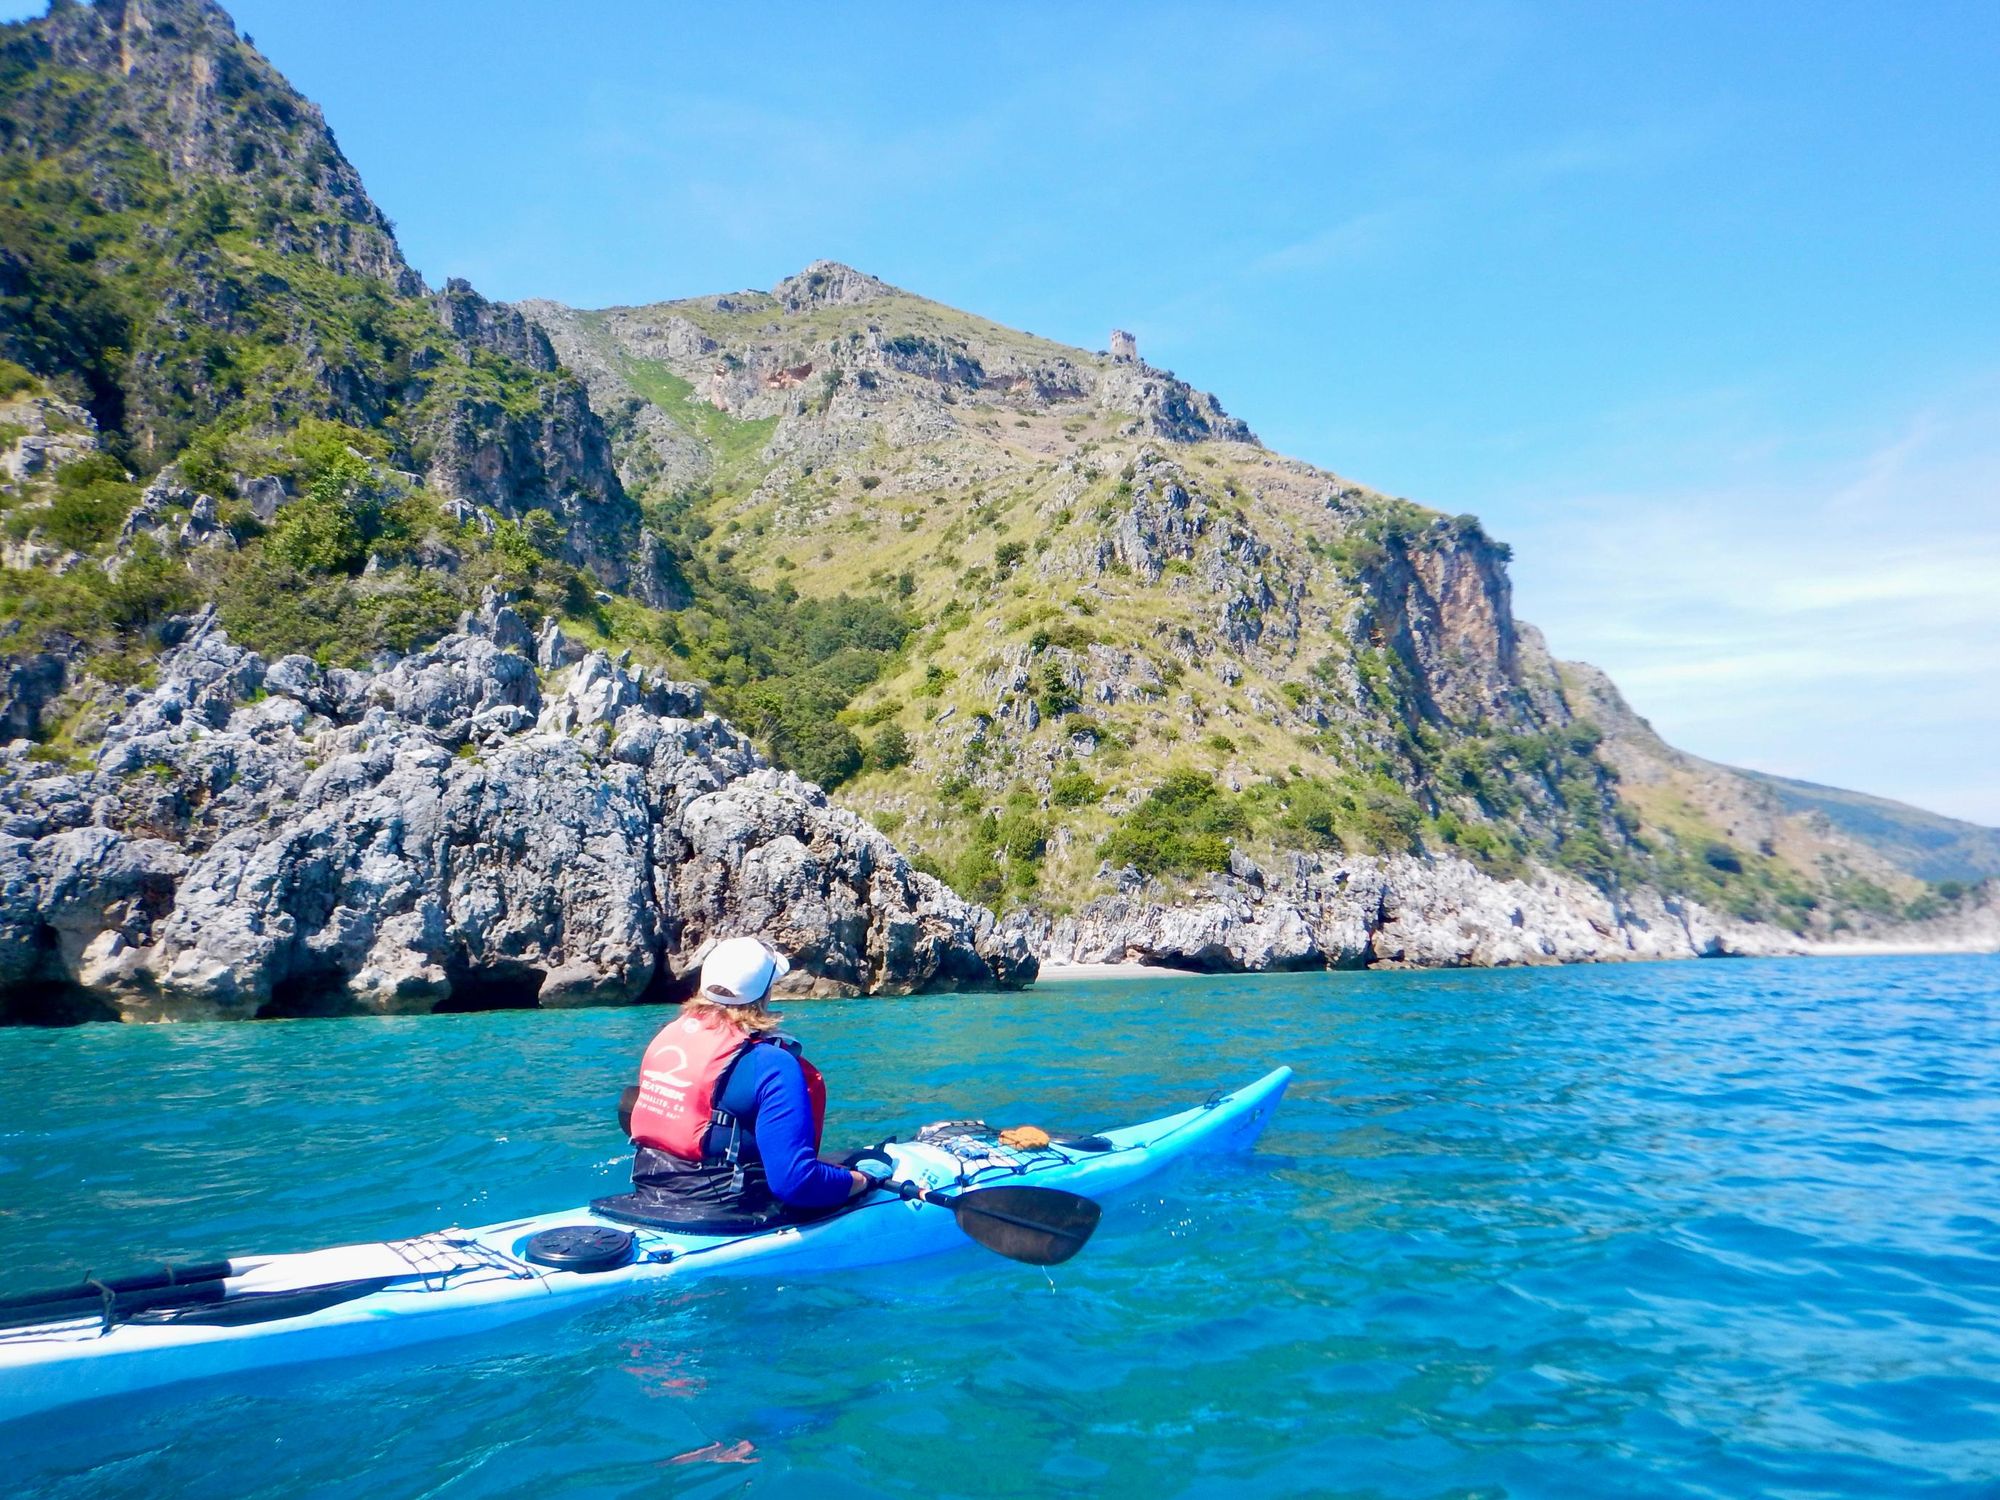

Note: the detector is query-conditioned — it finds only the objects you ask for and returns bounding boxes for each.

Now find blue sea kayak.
[0,1067,1291,1424]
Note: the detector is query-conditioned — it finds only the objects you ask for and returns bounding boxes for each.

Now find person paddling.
[623,937,871,1226]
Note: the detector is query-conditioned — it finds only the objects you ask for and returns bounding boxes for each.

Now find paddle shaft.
[871,1177,1061,1231]
[0,1259,234,1316]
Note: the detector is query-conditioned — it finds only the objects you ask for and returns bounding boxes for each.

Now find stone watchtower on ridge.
[1109,329,1139,364]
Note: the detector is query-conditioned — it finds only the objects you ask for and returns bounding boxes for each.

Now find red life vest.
[629,1012,826,1159]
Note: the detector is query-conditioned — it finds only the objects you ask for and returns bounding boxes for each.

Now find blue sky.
[15,2,1998,821]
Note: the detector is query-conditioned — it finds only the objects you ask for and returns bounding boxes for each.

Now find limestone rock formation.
[0,394,100,484]
[0,602,1032,1022]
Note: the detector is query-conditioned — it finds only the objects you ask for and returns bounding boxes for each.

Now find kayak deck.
[0,1067,1292,1424]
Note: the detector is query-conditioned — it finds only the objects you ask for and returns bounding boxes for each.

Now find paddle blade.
[949,1186,1101,1266]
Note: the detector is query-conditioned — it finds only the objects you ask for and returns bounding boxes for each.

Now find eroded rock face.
[1004,854,1795,973]
[0,604,1032,1022]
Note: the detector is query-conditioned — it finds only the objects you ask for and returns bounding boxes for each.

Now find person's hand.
[847,1169,873,1199]
[840,1146,895,1190]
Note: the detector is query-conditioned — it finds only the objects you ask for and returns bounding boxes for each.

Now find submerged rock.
[0,606,1032,1023]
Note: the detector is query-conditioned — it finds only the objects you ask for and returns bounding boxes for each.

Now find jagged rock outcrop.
[1095,358,1257,445]
[432,277,559,372]
[418,280,687,607]
[520,300,719,498]
[0,394,100,482]
[1350,515,1524,722]
[773,260,892,311]
[0,603,1032,1023]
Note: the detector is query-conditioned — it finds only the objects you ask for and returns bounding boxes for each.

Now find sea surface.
[2,955,1997,1498]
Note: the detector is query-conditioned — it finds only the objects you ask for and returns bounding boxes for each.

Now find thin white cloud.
[1495,114,1723,189]
[1255,202,1435,273]
[1256,115,1715,280]
[1502,376,2000,824]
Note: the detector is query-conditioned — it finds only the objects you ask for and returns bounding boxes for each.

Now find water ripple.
[2,954,1997,1497]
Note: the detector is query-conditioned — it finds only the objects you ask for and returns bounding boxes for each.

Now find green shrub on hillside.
[1036,662,1077,719]
[0,540,192,673]
[98,537,196,631]
[998,800,1047,864]
[1701,841,1744,875]
[594,522,913,784]
[1101,770,1243,876]
[933,787,1052,901]
[736,676,863,787]
[0,359,39,399]
[266,491,366,574]
[42,453,137,550]
[1829,875,1900,918]
[1028,619,1098,653]
[866,723,913,771]
[1050,768,1104,806]
[215,554,464,665]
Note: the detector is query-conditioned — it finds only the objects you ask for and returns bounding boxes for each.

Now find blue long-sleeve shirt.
[714,1043,854,1208]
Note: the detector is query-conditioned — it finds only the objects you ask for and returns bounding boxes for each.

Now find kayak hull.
[0,1066,1291,1424]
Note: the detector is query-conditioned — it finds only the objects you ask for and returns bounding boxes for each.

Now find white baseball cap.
[697,936,790,1005]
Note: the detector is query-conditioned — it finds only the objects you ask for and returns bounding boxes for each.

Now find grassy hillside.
[529,266,1974,935]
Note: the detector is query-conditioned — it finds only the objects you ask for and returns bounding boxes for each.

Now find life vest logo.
[650,1045,694,1090]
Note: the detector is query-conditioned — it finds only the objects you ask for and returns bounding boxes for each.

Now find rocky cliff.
[0,595,1031,1023]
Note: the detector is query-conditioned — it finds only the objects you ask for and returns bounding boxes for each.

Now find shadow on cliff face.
[433,964,548,1015]
[1161,950,1331,977]
[428,960,695,1014]
[635,962,699,1008]
[0,979,120,1026]
[249,965,561,1020]
[4,954,734,1026]
[0,924,120,1025]
[253,974,364,1021]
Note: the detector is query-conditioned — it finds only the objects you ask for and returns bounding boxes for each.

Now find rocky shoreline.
[1002,859,1782,972]
[0,599,1032,1024]
[1008,869,1999,974]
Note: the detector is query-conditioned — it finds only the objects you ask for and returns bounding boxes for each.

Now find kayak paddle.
[869,1177,1101,1266]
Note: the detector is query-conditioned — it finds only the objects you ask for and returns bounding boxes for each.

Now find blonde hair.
[682,996,785,1034]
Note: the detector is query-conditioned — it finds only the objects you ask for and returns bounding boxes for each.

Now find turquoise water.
[3,955,1998,1497]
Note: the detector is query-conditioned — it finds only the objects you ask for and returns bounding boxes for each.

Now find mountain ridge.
[528,265,1993,958]
[1730,769,2000,887]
